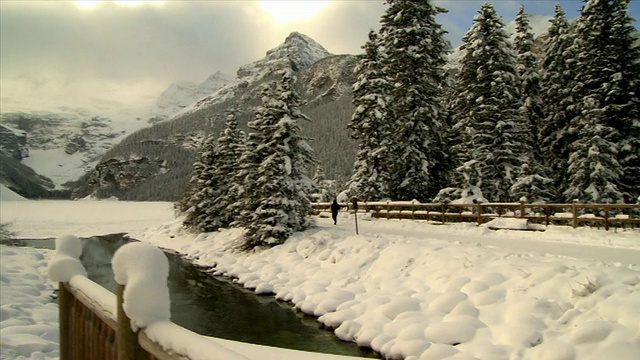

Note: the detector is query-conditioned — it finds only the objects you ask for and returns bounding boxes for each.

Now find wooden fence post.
[352,198,359,235]
[477,203,483,226]
[604,206,610,231]
[519,201,525,218]
[58,283,71,360]
[572,201,578,229]
[412,200,415,221]
[117,284,143,360]
[545,205,550,226]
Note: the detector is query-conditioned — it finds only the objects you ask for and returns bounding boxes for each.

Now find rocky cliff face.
[0,124,28,160]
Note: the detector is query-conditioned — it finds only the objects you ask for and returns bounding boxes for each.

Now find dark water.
[9,235,376,358]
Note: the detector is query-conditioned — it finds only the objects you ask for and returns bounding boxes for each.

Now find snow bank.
[112,242,171,330]
[47,234,87,282]
[136,215,640,360]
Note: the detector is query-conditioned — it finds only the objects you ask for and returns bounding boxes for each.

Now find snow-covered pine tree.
[564,97,624,203]
[378,0,451,202]
[448,2,528,202]
[204,110,246,229]
[539,4,577,200]
[347,30,392,202]
[181,127,219,232]
[243,71,316,248]
[510,5,554,203]
[514,5,544,143]
[229,86,277,231]
[312,164,340,202]
[563,0,638,202]
[608,0,640,201]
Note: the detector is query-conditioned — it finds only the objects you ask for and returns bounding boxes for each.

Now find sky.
[1,0,638,115]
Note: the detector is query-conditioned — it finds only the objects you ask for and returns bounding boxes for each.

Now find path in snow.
[339,216,640,267]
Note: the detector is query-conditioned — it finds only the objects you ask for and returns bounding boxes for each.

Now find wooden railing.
[312,201,640,231]
[50,236,249,360]
[58,281,186,360]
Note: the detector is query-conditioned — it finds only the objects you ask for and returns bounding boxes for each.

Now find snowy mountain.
[0,109,150,190]
[70,32,357,201]
[176,32,333,117]
[150,71,233,122]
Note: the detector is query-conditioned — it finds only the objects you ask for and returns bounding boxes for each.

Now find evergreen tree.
[180,111,246,232]
[608,0,640,201]
[243,71,317,248]
[205,110,246,228]
[514,5,544,142]
[564,0,639,202]
[180,127,219,232]
[312,164,339,202]
[378,0,451,202]
[230,86,276,231]
[511,5,553,202]
[539,4,577,200]
[347,30,392,202]
[448,3,528,202]
[564,97,624,202]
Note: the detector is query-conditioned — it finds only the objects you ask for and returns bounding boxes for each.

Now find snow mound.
[48,234,87,282]
[112,242,171,330]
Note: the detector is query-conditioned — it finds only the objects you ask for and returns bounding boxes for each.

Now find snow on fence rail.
[312,201,640,231]
[47,235,252,360]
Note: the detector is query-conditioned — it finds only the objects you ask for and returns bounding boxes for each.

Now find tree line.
[347,0,639,205]
[179,0,638,247]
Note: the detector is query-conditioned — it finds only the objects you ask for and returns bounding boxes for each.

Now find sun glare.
[258,0,331,23]
[75,0,162,8]
[76,0,101,8]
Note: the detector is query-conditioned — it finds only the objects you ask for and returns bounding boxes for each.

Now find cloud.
[3,1,633,114]
[0,1,387,113]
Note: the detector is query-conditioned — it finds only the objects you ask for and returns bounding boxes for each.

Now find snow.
[21,149,90,188]
[1,245,59,359]
[1,185,27,201]
[112,242,171,330]
[1,200,639,359]
[47,234,87,282]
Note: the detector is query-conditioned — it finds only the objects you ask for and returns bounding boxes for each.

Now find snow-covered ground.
[1,198,639,359]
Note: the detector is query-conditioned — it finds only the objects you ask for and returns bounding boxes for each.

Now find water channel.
[10,235,377,358]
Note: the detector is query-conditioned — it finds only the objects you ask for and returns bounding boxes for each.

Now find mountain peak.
[237,32,332,79]
[267,32,332,71]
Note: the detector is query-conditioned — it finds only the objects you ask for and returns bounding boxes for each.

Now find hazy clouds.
[0,1,632,114]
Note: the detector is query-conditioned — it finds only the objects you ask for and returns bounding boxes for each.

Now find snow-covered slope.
[0,109,151,188]
[1,184,27,201]
[150,71,233,122]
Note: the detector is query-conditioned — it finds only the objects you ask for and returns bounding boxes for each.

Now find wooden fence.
[58,281,186,360]
[312,201,640,231]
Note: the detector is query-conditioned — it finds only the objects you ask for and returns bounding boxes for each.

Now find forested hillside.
[70,54,358,201]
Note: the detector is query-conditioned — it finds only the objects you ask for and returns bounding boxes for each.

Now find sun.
[258,0,331,23]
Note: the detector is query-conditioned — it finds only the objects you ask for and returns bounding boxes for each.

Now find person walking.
[330,199,341,225]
